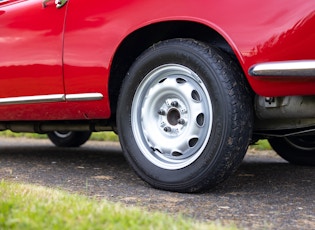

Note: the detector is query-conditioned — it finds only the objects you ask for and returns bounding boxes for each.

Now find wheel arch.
[108,20,246,123]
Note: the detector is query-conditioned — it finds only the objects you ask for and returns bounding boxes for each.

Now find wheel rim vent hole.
[172,151,183,156]
[189,138,198,147]
[191,90,201,101]
[159,78,167,83]
[176,78,186,84]
[151,147,163,154]
[196,113,204,126]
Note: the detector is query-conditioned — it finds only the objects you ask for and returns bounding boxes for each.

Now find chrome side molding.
[0,94,65,105]
[0,93,103,105]
[66,93,103,101]
[249,60,315,77]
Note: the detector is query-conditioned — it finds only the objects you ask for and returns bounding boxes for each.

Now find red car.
[1,0,314,192]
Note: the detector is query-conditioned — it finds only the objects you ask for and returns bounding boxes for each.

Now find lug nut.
[171,101,178,107]
[164,126,171,132]
[178,118,185,125]
[158,109,166,115]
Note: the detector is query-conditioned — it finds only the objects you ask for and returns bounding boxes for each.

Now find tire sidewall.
[269,137,315,166]
[48,131,91,147]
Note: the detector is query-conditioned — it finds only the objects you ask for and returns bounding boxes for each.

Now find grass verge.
[0,181,236,230]
[249,139,272,151]
[0,130,119,142]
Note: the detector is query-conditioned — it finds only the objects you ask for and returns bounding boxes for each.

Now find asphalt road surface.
[0,137,314,229]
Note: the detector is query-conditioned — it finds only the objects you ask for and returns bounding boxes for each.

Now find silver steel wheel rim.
[131,64,213,170]
[53,131,72,138]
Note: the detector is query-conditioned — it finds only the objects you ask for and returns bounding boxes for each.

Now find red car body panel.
[0,0,315,120]
[0,0,65,96]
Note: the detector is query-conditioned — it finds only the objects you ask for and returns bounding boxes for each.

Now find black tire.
[268,136,315,166]
[117,39,253,192]
[47,131,91,147]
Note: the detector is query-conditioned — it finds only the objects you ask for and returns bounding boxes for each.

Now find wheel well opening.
[108,21,238,124]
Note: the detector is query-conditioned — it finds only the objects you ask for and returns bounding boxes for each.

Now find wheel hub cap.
[158,98,187,136]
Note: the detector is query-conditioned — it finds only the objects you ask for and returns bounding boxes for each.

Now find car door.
[0,0,67,118]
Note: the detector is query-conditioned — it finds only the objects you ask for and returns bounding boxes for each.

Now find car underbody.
[1,95,315,137]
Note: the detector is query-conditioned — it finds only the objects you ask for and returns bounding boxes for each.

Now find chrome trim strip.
[249,60,315,77]
[0,93,103,105]
[66,93,103,101]
[0,94,65,105]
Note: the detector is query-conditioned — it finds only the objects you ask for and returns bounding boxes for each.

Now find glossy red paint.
[0,0,315,121]
[0,0,65,120]
[63,0,315,99]
[0,0,65,98]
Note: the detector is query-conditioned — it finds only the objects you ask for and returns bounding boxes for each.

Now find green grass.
[90,132,119,142]
[0,130,119,142]
[249,139,272,151]
[0,130,47,139]
[0,181,236,230]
